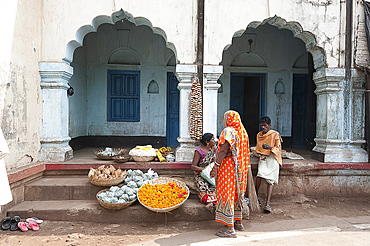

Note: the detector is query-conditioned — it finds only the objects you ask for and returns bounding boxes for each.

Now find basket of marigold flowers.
[137,177,189,212]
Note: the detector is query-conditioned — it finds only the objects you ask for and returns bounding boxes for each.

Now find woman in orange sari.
[210,110,250,238]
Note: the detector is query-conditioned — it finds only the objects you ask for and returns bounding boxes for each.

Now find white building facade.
[0,0,368,169]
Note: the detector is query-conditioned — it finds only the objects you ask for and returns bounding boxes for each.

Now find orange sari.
[215,111,250,226]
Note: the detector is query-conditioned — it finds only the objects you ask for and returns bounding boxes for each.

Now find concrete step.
[24,175,198,201]
[24,176,104,201]
[7,199,214,223]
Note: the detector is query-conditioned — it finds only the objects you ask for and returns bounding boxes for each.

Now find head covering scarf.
[215,110,249,226]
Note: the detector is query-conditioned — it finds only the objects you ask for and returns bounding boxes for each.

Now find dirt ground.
[1,196,370,246]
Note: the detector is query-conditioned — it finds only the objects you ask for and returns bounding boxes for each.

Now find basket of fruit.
[88,165,127,186]
[138,177,189,213]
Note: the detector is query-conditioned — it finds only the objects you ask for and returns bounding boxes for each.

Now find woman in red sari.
[211,110,250,238]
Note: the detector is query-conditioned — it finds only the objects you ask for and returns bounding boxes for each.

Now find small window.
[108,70,140,122]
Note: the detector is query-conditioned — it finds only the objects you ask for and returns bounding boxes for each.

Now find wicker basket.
[94,148,122,160]
[96,189,137,210]
[131,155,155,162]
[138,177,190,213]
[112,155,132,163]
[89,173,127,186]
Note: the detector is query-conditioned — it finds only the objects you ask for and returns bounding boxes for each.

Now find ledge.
[7,161,370,185]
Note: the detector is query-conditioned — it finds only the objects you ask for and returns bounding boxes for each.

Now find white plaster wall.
[41,0,197,64]
[205,0,343,67]
[0,0,43,169]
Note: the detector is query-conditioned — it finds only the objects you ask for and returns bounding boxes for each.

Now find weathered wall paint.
[1,0,42,169]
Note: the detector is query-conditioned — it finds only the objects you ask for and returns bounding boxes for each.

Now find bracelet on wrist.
[214,162,220,166]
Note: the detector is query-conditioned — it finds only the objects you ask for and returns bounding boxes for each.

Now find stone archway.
[38,9,179,162]
[220,15,367,162]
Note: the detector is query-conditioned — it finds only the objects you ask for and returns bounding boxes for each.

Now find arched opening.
[219,16,324,152]
[65,10,179,151]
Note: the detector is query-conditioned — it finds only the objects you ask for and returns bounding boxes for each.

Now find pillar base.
[39,137,73,162]
[312,139,368,162]
[175,138,201,162]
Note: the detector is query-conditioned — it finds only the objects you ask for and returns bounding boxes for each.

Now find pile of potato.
[88,165,127,181]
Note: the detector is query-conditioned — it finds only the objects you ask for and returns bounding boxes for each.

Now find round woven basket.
[89,173,127,186]
[138,177,190,213]
[96,189,137,210]
[94,148,122,160]
[131,155,155,162]
[112,155,131,163]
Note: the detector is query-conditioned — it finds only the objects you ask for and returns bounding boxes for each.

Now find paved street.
[1,196,370,245]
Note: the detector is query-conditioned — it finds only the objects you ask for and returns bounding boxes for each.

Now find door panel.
[243,77,261,145]
[167,72,179,147]
[292,74,308,147]
[230,73,265,145]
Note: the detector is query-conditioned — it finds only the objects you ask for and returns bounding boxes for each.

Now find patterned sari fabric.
[215,111,250,226]
[194,148,216,204]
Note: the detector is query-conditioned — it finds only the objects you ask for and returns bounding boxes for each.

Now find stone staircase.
[7,175,214,223]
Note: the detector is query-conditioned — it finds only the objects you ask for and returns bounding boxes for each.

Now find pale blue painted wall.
[68,22,176,138]
[217,24,309,137]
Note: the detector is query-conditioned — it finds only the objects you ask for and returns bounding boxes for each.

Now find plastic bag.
[201,162,216,187]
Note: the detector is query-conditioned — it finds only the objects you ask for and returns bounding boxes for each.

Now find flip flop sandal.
[264,204,272,213]
[234,223,245,231]
[216,230,237,238]
[26,221,39,231]
[1,217,11,230]
[18,222,28,232]
[10,216,21,231]
[26,217,43,224]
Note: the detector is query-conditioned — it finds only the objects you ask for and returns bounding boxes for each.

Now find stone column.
[203,65,222,137]
[312,68,368,162]
[175,65,198,162]
[39,62,73,162]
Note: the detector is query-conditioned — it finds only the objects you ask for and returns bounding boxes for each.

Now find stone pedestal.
[175,65,198,162]
[203,65,222,137]
[312,68,368,162]
[39,62,73,162]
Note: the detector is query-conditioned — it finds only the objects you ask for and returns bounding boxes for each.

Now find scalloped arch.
[223,15,326,70]
[63,9,178,64]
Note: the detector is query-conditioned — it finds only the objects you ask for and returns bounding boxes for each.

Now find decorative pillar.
[39,62,73,162]
[175,64,198,162]
[312,68,368,162]
[203,65,222,137]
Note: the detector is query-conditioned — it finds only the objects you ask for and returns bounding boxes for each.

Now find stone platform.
[4,147,370,221]
[7,176,212,223]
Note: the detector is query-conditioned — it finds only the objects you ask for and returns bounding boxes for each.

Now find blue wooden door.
[292,74,308,148]
[230,73,265,145]
[167,72,179,147]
